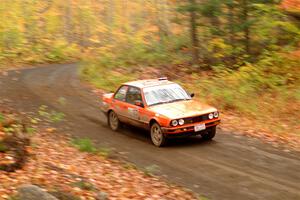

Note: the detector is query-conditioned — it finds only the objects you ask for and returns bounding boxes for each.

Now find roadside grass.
[198,196,210,200]
[7,195,19,200]
[71,138,97,153]
[71,180,96,191]
[25,127,37,136]
[122,162,138,170]
[38,105,65,123]
[0,142,8,152]
[80,61,137,92]
[179,73,300,136]
[71,138,113,158]
[57,97,67,106]
[71,137,145,173]
[80,57,300,139]
[143,164,161,177]
[0,113,5,123]
[97,147,113,158]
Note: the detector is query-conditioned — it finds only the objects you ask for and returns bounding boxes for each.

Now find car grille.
[184,114,208,124]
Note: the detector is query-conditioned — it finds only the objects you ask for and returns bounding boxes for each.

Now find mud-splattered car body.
[101,78,220,146]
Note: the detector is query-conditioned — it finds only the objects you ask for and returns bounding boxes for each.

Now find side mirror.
[190,93,195,98]
[134,100,144,107]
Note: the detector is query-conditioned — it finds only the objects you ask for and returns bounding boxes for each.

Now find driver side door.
[124,86,146,128]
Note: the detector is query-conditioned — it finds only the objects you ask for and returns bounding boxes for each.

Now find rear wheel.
[202,126,216,140]
[150,123,166,147]
[108,110,120,131]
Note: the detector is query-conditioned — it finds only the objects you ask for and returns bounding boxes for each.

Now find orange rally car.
[101,78,220,147]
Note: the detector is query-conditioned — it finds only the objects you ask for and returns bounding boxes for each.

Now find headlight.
[171,120,178,126]
[214,111,219,118]
[178,119,184,125]
[208,113,214,119]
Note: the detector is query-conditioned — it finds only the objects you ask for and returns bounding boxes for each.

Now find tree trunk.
[107,0,115,42]
[64,0,72,44]
[226,1,236,63]
[227,3,235,46]
[21,1,36,46]
[189,0,200,65]
[154,0,170,40]
[242,0,250,55]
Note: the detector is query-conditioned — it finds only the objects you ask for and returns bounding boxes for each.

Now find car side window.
[126,87,142,105]
[114,85,128,101]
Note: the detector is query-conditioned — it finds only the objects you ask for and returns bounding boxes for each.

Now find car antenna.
[158,77,168,81]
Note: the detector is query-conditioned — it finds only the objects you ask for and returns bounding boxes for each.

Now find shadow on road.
[118,123,216,148]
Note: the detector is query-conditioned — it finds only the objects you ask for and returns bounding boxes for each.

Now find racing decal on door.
[128,107,139,120]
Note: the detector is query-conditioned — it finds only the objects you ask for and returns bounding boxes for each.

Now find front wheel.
[202,126,216,140]
[108,110,120,131]
[150,123,166,147]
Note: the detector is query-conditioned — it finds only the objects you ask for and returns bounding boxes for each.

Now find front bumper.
[161,119,220,135]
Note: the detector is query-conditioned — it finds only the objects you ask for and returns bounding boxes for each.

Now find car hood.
[147,100,217,119]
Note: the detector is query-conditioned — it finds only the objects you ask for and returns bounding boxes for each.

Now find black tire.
[108,110,120,131]
[150,122,166,147]
[202,126,216,140]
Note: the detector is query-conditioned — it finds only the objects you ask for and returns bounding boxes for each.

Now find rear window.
[126,87,142,105]
[114,85,128,101]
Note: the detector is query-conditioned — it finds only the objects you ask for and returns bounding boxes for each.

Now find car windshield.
[143,83,191,106]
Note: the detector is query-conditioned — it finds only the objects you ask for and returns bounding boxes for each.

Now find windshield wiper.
[150,101,169,106]
[167,98,188,103]
[149,98,189,106]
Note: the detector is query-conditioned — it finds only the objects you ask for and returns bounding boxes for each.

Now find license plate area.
[194,124,206,132]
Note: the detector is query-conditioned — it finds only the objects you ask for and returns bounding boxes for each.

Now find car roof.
[124,79,175,89]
